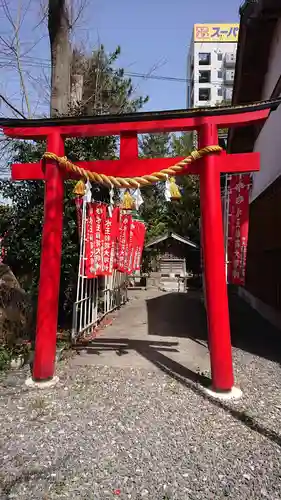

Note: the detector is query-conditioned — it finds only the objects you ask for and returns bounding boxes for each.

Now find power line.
[0,54,232,87]
[0,63,232,88]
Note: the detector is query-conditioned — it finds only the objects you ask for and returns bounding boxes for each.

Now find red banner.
[104,207,120,276]
[117,214,132,273]
[85,203,106,278]
[126,219,134,275]
[127,220,138,274]
[133,222,146,272]
[84,206,145,277]
[121,220,146,275]
[227,174,251,285]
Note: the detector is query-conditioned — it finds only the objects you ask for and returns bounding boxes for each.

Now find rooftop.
[146,231,199,249]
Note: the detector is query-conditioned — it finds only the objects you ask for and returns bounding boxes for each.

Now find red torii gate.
[0,99,279,396]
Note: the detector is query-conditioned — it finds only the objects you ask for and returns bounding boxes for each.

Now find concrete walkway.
[72,290,211,379]
[1,289,281,499]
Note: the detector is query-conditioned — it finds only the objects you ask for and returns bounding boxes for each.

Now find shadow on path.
[146,289,281,365]
[76,338,210,387]
[76,337,281,449]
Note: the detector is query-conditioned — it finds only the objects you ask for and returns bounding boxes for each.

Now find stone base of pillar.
[202,385,242,401]
[25,376,59,389]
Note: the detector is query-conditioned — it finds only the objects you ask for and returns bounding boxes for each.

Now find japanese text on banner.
[85,203,106,278]
[227,175,251,285]
[117,214,132,273]
[104,207,120,276]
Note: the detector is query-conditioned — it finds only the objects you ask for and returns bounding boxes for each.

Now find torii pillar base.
[203,386,243,401]
[25,376,59,389]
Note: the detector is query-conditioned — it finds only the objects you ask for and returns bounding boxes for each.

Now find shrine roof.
[0,98,280,129]
[146,232,198,250]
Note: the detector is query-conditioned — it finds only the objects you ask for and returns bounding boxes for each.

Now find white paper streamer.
[83,180,92,203]
[134,185,144,210]
[108,184,114,217]
[164,177,171,202]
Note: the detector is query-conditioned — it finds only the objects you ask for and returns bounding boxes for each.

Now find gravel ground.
[1,349,281,500]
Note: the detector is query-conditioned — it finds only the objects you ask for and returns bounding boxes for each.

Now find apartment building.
[187,23,239,108]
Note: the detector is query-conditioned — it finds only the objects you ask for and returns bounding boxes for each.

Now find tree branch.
[0,93,26,118]
[0,0,31,117]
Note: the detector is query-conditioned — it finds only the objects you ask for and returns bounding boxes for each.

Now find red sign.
[227,174,251,285]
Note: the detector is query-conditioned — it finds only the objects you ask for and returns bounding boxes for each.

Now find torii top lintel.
[0,98,280,139]
[1,98,280,181]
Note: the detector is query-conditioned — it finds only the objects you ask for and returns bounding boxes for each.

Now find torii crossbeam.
[1,99,280,395]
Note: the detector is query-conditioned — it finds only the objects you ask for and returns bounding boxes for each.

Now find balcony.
[224,70,235,84]
[224,52,237,68]
[224,87,233,101]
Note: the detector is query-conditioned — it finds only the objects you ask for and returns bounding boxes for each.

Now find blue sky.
[0,0,240,116]
[87,0,240,111]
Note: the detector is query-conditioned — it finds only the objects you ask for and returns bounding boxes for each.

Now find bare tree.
[0,0,34,117]
[0,0,89,119]
[48,0,71,116]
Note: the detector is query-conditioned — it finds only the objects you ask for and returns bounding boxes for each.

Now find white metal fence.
[72,198,128,343]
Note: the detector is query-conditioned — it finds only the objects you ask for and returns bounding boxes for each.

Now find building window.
[217,71,223,79]
[217,87,223,96]
[198,52,211,65]
[199,88,211,101]
[217,52,223,61]
[199,70,211,83]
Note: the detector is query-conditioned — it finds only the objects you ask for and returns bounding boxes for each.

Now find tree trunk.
[48,0,71,116]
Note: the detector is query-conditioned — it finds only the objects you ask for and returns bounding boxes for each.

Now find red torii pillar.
[2,101,278,394]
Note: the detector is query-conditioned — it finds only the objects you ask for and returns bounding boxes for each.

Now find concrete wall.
[240,19,281,328]
[251,19,281,202]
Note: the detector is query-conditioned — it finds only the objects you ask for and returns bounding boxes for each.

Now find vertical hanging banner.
[117,214,132,273]
[85,203,107,278]
[85,203,95,278]
[127,219,141,275]
[123,219,146,275]
[126,219,135,275]
[133,222,146,271]
[113,209,121,271]
[103,207,120,276]
[227,180,237,283]
[227,174,251,285]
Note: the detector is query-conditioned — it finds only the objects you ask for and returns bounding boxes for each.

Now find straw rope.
[42,145,222,188]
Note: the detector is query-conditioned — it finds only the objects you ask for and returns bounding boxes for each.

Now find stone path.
[1,289,281,499]
[72,289,210,378]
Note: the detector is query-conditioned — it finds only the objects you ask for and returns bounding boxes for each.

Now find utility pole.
[48,0,71,116]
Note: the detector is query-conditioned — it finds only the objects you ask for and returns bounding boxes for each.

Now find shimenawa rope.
[42,145,222,188]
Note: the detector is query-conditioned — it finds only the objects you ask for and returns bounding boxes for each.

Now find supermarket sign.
[194,24,239,43]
